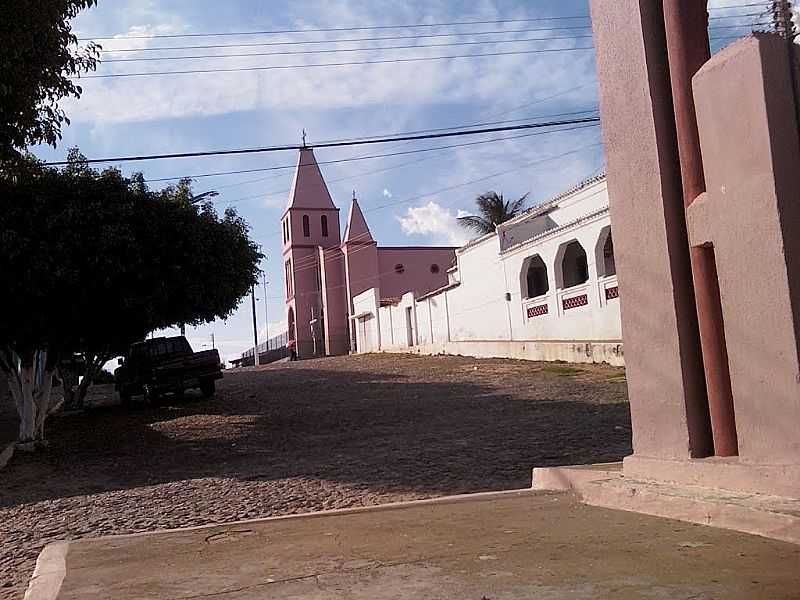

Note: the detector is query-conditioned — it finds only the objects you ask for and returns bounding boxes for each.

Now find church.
[282,148,457,359]
[282,147,623,365]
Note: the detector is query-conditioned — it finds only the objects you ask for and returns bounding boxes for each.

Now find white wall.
[378,293,417,349]
[352,177,624,365]
[502,215,621,343]
[444,235,511,341]
[499,176,609,253]
[352,288,380,353]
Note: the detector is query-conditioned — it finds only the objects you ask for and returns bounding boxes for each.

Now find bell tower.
[281,146,345,358]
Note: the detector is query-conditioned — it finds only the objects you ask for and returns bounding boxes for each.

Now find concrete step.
[533,465,800,545]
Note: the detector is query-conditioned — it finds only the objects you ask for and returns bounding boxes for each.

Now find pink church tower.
[342,197,380,304]
[281,147,349,358]
[341,197,381,350]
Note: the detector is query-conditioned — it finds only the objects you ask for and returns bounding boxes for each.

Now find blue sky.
[31,0,776,364]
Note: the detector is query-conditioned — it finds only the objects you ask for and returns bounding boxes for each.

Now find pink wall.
[282,208,341,253]
[285,246,321,357]
[377,247,456,299]
[689,35,800,467]
[344,242,380,302]
[320,247,350,355]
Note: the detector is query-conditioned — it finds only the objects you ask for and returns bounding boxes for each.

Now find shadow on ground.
[0,354,631,507]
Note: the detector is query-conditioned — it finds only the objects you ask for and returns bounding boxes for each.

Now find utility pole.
[262,272,270,348]
[211,333,215,350]
[251,285,260,366]
[771,0,800,128]
[771,0,796,40]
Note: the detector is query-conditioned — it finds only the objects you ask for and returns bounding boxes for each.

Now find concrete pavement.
[26,490,800,599]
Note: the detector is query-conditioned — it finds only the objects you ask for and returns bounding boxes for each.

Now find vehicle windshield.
[130,338,192,359]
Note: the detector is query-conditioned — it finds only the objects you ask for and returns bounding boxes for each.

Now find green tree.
[0,1,100,160]
[457,191,530,236]
[0,154,262,443]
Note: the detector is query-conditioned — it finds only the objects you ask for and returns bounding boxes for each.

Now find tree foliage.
[0,152,262,439]
[457,191,530,236]
[0,1,100,160]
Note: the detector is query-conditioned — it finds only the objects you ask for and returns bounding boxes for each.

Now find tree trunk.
[17,364,37,443]
[0,348,58,446]
[60,366,80,411]
[71,353,107,410]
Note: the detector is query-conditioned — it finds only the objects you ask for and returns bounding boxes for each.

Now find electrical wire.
[81,3,769,42]
[80,16,596,41]
[97,28,597,53]
[224,122,599,208]
[45,116,600,166]
[144,112,600,183]
[99,34,596,63]
[82,46,596,79]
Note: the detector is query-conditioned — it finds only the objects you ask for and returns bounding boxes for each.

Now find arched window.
[560,241,589,288]
[302,214,310,237]
[321,215,329,237]
[603,233,616,276]
[285,259,293,298]
[595,226,616,278]
[430,264,440,274]
[524,256,549,298]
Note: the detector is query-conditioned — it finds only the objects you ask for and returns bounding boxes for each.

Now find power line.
[99,34,596,63]
[257,138,604,252]
[149,115,599,184]
[81,4,766,41]
[212,104,600,193]
[148,122,599,184]
[81,46,596,78]
[80,16,595,41]
[97,14,765,56]
[97,28,594,53]
[82,23,766,78]
[211,86,601,196]
[45,116,601,166]
[218,123,600,204]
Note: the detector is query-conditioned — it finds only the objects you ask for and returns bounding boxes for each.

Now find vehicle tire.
[144,385,161,407]
[199,379,215,398]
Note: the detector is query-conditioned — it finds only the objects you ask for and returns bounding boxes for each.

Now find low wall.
[378,340,625,367]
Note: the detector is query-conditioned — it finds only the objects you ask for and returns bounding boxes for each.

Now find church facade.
[281,148,623,365]
[281,148,457,359]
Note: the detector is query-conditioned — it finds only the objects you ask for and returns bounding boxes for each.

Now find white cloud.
[64,2,596,124]
[397,200,471,246]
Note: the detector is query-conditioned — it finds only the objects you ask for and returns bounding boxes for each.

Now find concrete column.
[664,0,738,457]
[689,34,800,468]
[590,0,712,459]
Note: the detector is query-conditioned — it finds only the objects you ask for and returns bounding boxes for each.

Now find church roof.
[343,198,374,244]
[285,148,337,212]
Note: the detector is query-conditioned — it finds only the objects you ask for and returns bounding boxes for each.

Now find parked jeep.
[115,336,222,406]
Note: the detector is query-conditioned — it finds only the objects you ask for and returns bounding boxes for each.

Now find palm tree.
[457,191,530,235]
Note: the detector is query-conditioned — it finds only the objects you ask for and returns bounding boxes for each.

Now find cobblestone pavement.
[0,354,630,598]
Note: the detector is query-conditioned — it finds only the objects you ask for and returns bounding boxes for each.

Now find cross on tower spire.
[301,129,307,147]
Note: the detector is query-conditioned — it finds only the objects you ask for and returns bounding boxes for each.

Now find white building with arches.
[351,175,624,366]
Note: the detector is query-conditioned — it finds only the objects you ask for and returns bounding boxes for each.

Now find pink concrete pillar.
[689,35,800,470]
[663,0,738,457]
[590,0,713,459]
